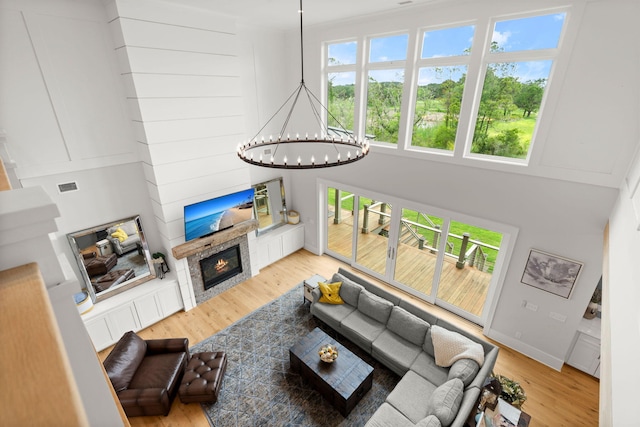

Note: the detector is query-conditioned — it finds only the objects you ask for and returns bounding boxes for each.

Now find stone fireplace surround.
[172,219,259,306]
[187,235,251,305]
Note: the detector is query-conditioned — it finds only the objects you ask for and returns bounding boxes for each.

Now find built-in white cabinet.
[81,275,184,351]
[566,317,601,378]
[256,223,305,270]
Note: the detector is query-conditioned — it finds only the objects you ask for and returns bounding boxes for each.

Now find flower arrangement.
[492,373,527,409]
[318,344,338,363]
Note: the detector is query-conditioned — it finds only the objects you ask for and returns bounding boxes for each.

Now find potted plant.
[584,286,602,319]
[491,373,527,409]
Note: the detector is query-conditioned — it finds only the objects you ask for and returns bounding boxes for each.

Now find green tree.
[367,76,403,142]
[514,79,545,117]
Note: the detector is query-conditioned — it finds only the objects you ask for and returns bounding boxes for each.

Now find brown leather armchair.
[103,331,188,417]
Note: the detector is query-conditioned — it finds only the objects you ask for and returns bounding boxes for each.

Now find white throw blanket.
[431,324,485,367]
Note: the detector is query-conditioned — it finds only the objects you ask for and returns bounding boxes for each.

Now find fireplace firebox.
[200,244,242,290]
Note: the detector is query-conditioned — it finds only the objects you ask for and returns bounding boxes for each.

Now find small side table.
[96,239,113,256]
[303,274,326,303]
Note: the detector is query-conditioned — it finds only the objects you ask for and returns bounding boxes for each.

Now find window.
[327,41,357,134]
[411,25,475,152]
[324,9,568,165]
[365,34,408,144]
[470,13,566,160]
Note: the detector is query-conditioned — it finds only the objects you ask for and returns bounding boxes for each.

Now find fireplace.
[200,244,242,290]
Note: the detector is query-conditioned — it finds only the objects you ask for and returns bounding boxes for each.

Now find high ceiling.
[168,0,447,30]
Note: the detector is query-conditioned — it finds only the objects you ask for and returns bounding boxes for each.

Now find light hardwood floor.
[98,250,599,427]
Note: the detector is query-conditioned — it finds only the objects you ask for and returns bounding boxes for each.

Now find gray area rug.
[190,284,400,426]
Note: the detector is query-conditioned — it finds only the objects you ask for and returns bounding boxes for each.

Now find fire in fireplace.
[200,245,242,290]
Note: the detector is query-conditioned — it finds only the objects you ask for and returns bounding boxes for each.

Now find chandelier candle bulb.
[283,156,288,165]
[311,155,315,165]
[325,154,328,164]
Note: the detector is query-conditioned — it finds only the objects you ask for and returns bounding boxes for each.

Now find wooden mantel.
[172,219,258,260]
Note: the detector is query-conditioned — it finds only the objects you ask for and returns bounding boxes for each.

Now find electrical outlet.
[525,302,538,312]
[549,312,567,322]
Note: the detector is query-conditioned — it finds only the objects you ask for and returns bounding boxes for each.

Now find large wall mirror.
[67,215,155,303]
[253,177,286,235]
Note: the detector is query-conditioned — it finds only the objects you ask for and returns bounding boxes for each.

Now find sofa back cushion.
[387,306,430,346]
[426,378,464,426]
[333,273,363,307]
[103,331,147,392]
[447,358,480,387]
[358,289,394,324]
[337,268,401,305]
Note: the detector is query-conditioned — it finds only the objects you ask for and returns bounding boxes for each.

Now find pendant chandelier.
[237,0,370,169]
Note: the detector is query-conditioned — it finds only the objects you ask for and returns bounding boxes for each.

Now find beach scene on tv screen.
[184,189,254,241]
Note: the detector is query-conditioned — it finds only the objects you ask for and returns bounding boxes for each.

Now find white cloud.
[492,30,511,48]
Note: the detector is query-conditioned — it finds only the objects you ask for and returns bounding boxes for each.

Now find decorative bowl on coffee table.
[319,344,338,363]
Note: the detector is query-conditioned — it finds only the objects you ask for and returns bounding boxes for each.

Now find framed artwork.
[521,249,583,299]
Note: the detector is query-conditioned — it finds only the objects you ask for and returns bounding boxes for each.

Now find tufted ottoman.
[179,352,227,404]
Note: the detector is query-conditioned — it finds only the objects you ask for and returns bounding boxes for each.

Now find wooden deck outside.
[327,208,492,318]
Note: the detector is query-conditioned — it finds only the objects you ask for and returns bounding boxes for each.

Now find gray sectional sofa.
[310,268,499,427]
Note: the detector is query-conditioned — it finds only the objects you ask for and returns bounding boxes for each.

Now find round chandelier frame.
[237,0,370,170]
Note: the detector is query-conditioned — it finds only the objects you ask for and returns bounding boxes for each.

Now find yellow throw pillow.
[318,281,344,304]
[111,228,128,242]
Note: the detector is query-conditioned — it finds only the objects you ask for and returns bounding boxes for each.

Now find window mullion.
[457,17,491,159]
[397,28,420,152]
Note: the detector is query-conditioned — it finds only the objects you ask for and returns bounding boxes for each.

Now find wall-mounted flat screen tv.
[184,188,255,241]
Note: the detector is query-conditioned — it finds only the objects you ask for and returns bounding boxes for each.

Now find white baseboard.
[485,328,565,371]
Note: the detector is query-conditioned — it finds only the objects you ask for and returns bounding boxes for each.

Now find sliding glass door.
[323,181,512,325]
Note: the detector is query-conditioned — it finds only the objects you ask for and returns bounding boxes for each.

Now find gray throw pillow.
[333,273,364,307]
[447,358,480,387]
[386,306,430,346]
[357,289,394,324]
[426,378,464,426]
[416,415,442,427]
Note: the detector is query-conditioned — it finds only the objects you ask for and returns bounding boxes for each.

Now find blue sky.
[327,12,565,85]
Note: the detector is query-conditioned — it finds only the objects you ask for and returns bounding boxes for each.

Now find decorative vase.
[583,302,598,319]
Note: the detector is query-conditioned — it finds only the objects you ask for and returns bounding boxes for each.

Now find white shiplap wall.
[106,0,252,308]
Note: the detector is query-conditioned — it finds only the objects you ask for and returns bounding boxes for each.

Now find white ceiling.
[167,0,448,30]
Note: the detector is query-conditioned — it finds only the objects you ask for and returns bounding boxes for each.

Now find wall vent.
[57,181,79,193]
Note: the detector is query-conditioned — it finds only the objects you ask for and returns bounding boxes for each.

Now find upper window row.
[325,12,567,163]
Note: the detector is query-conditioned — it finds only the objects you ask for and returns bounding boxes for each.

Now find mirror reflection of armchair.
[107,220,141,255]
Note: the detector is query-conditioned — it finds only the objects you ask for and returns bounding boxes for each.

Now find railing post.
[418,235,425,250]
[456,233,470,269]
[432,225,440,254]
[333,188,342,224]
[379,202,387,225]
[362,204,370,233]
[468,245,477,268]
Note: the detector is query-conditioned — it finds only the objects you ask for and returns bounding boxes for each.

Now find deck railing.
[357,202,498,272]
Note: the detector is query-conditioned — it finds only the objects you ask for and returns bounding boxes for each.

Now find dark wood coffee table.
[289,327,374,417]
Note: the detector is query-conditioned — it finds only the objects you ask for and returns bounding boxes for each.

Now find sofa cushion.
[372,329,422,375]
[426,378,464,427]
[103,331,148,392]
[318,281,344,304]
[333,273,364,306]
[365,402,415,427]
[358,289,394,324]
[341,310,387,353]
[128,352,187,392]
[310,300,355,330]
[416,415,442,427]
[386,370,437,423]
[447,358,480,387]
[409,352,449,386]
[387,306,430,346]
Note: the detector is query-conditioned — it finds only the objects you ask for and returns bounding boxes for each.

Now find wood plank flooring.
[328,213,492,317]
[98,250,599,427]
